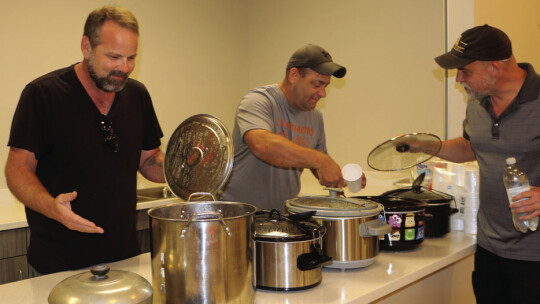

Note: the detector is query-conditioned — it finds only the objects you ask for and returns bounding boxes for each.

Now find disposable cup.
[342,163,363,193]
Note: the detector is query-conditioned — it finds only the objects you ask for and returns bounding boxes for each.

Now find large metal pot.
[285,189,391,269]
[48,265,152,304]
[148,197,257,304]
[151,114,257,303]
[253,209,331,291]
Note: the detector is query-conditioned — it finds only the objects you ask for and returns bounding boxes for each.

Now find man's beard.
[461,76,495,101]
[461,83,488,101]
[88,52,129,92]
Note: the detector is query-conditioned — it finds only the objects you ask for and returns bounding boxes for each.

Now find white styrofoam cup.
[342,163,363,193]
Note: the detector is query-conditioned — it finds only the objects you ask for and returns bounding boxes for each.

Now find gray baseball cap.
[286,44,346,78]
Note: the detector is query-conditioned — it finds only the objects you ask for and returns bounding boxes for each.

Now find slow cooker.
[286,189,391,269]
[253,209,331,291]
[380,173,457,237]
[355,196,430,250]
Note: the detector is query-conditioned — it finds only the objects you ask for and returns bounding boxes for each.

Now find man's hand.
[315,157,346,188]
[52,191,104,233]
[509,186,540,221]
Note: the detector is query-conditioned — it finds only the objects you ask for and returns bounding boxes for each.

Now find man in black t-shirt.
[5,5,165,275]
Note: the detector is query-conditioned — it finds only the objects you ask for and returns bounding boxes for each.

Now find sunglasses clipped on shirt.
[98,114,118,153]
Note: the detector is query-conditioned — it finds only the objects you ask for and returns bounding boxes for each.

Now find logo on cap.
[452,35,467,54]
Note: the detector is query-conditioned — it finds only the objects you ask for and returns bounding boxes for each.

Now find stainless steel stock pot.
[148,197,256,303]
[150,114,257,303]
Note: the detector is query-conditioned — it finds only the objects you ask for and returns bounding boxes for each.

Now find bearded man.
[5,5,165,275]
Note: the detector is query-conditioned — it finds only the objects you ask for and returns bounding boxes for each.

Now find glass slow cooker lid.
[354,196,428,212]
[381,186,453,204]
[367,133,441,171]
[286,196,382,217]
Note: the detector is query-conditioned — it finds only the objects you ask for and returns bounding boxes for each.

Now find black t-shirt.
[8,64,163,274]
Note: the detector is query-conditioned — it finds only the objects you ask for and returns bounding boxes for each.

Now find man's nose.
[318,86,327,98]
[118,58,133,73]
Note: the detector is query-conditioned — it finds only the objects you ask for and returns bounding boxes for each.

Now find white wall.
[1,0,446,189]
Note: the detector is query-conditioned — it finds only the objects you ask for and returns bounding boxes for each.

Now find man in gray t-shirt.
[220,44,364,211]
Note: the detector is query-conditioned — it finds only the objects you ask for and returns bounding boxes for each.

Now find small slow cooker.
[254,209,331,291]
[380,173,457,238]
[286,189,391,269]
[355,196,429,251]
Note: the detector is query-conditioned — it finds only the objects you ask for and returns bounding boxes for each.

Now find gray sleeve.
[236,91,274,140]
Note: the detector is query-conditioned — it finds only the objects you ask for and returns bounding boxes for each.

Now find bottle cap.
[506,157,516,165]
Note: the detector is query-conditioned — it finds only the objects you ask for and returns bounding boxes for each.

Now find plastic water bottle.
[503,157,538,232]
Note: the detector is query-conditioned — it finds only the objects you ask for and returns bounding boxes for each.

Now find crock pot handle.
[359,219,392,236]
[297,245,333,271]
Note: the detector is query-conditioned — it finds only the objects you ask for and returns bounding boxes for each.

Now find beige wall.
[1,0,445,189]
[475,0,540,67]
[245,0,445,177]
[447,0,540,140]
[1,0,249,189]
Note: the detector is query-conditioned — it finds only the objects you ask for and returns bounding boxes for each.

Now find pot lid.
[285,195,382,217]
[353,196,427,212]
[367,133,441,171]
[48,265,152,304]
[254,209,325,241]
[164,114,233,199]
[380,172,454,204]
[381,186,454,204]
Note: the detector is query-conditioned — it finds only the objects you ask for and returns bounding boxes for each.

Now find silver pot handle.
[359,219,392,236]
[180,211,231,238]
[187,192,217,201]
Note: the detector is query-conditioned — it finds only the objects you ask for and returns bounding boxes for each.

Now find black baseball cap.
[435,24,512,69]
[286,44,347,78]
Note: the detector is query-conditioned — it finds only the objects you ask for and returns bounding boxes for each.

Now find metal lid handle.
[180,211,231,238]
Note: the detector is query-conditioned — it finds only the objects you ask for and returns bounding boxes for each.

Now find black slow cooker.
[354,196,429,250]
[380,173,457,238]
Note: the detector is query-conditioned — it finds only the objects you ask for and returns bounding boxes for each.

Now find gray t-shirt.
[220,84,327,211]
[464,63,540,261]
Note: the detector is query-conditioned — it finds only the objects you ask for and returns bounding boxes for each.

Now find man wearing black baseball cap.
[418,25,540,303]
[220,44,363,211]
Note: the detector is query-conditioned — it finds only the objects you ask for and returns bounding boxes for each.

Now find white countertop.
[0,231,476,303]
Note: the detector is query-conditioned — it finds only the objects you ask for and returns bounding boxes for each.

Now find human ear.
[81,36,92,58]
[289,68,300,83]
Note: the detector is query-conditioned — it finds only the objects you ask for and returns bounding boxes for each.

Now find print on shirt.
[276,118,315,147]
